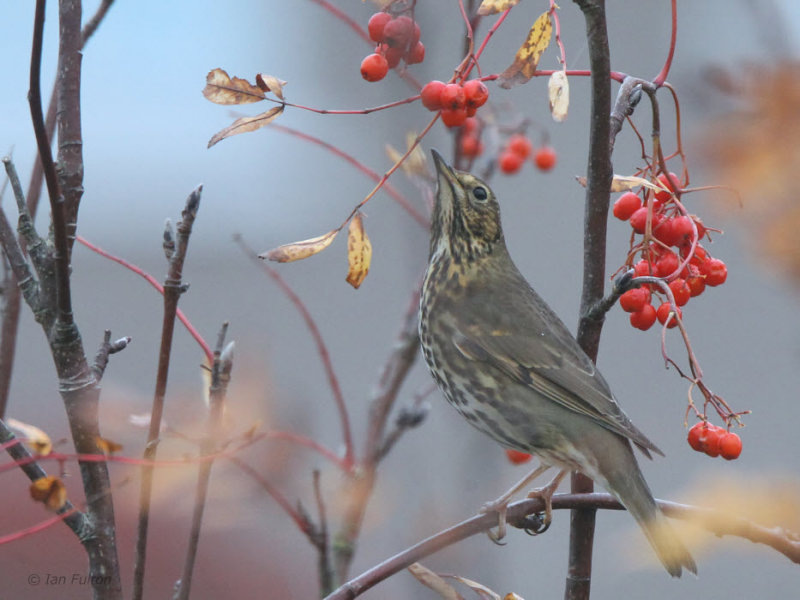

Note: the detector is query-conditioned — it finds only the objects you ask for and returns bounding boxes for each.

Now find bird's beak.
[431,149,459,190]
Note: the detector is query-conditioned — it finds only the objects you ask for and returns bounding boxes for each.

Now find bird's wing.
[452,280,662,457]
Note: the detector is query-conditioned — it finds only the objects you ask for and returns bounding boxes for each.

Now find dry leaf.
[498,11,552,89]
[255,74,286,101]
[504,595,524,600]
[450,576,502,600]
[385,132,428,179]
[345,213,372,289]
[261,229,339,263]
[202,68,265,105]
[6,418,52,456]
[477,0,522,15]
[95,436,123,455]
[408,563,462,600]
[548,70,569,122]
[575,174,660,193]
[30,476,67,511]
[207,105,284,148]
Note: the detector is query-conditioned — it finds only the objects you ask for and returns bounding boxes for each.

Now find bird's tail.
[608,459,697,577]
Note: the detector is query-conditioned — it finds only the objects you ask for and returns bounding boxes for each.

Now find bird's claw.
[481,499,509,544]
[520,512,550,535]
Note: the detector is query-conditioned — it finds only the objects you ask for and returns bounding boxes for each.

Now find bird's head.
[430,150,504,263]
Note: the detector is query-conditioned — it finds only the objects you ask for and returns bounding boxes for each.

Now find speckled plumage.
[419,150,696,577]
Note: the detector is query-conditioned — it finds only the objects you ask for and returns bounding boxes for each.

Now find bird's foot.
[522,469,568,534]
[480,463,551,544]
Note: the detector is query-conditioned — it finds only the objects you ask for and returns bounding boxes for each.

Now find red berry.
[380,44,404,68]
[701,426,722,457]
[440,107,467,128]
[654,172,681,202]
[687,422,705,452]
[460,135,483,158]
[668,278,691,307]
[534,146,557,171]
[505,448,533,465]
[411,21,422,46]
[463,79,489,109]
[440,83,465,110]
[630,303,657,330]
[383,16,414,48]
[367,12,392,43]
[613,192,642,221]
[507,134,533,159]
[360,53,389,82]
[420,80,445,111]
[719,432,742,460]
[619,287,651,313]
[701,258,727,286]
[671,215,695,244]
[633,259,654,278]
[656,302,682,328]
[685,266,706,297]
[499,151,524,174]
[405,41,425,64]
[463,117,479,134]
[629,206,660,234]
[655,251,680,278]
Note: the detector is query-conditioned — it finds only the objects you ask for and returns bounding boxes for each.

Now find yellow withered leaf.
[95,436,123,455]
[407,563,460,600]
[261,229,339,263]
[478,0,522,16]
[255,74,287,101]
[30,476,67,511]
[548,70,569,122]
[345,213,372,289]
[203,68,265,105]
[498,11,553,89]
[385,132,428,179]
[207,105,284,148]
[575,174,660,193]
[6,418,52,456]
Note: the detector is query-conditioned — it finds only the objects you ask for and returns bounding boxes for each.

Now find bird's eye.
[472,186,488,202]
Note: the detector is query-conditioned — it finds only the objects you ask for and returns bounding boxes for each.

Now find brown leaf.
[95,436,123,455]
[30,476,67,511]
[548,70,569,122]
[255,74,287,101]
[207,105,284,148]
[260,229,339,263]
[407,563,463,600]
[202,68,265,105]
[450,576,502,599]
[498,11,553,89]
[6,418,52,456]
[477,0,522,15]
[575,174,660,193]
[345,213,372,289]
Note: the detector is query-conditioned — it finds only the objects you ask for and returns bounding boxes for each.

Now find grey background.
[2,1,799,598]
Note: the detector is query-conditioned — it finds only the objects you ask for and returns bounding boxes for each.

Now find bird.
[418,149,697,577]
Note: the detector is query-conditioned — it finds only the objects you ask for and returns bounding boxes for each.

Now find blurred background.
[2,1,799,598]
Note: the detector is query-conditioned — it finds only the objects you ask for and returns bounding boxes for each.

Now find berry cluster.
[361,12,425,82]
[687,422,742,460]
[498,133,557,174]
[615,172,728,331]
[420,79,489,127]
[504,448,533,465]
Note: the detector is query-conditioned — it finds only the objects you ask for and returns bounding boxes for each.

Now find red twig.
[652,0,677,87]
[235,237,355,470]
[75,235,213,363]
[0,506,81,546]
[268,124,428,228]
[550,0,567,68]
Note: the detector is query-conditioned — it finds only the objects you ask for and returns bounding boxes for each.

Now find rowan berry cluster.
[687,422,742,460]
[497,133,557,174]
[614,172,728,331]
[419,79,489,127]
[360,12,425,82]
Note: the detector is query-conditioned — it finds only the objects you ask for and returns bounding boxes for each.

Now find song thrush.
[418,150,696,577]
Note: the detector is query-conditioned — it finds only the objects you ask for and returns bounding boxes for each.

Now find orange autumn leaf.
[30,476,67,511]
[261,229,339,263]
[202,68,265,105]
[477,0,522,16]
[207,105,284,148]
[345,213,372,289]
[6,418,52,456]
[497,11,552,89]
[95,436,123,455]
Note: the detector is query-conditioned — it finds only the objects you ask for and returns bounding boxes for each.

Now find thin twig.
[133,186,202,600]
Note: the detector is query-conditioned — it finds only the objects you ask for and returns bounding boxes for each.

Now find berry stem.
[652,0,678,87]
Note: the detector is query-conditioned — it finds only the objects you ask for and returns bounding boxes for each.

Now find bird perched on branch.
[418,150,696,577]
